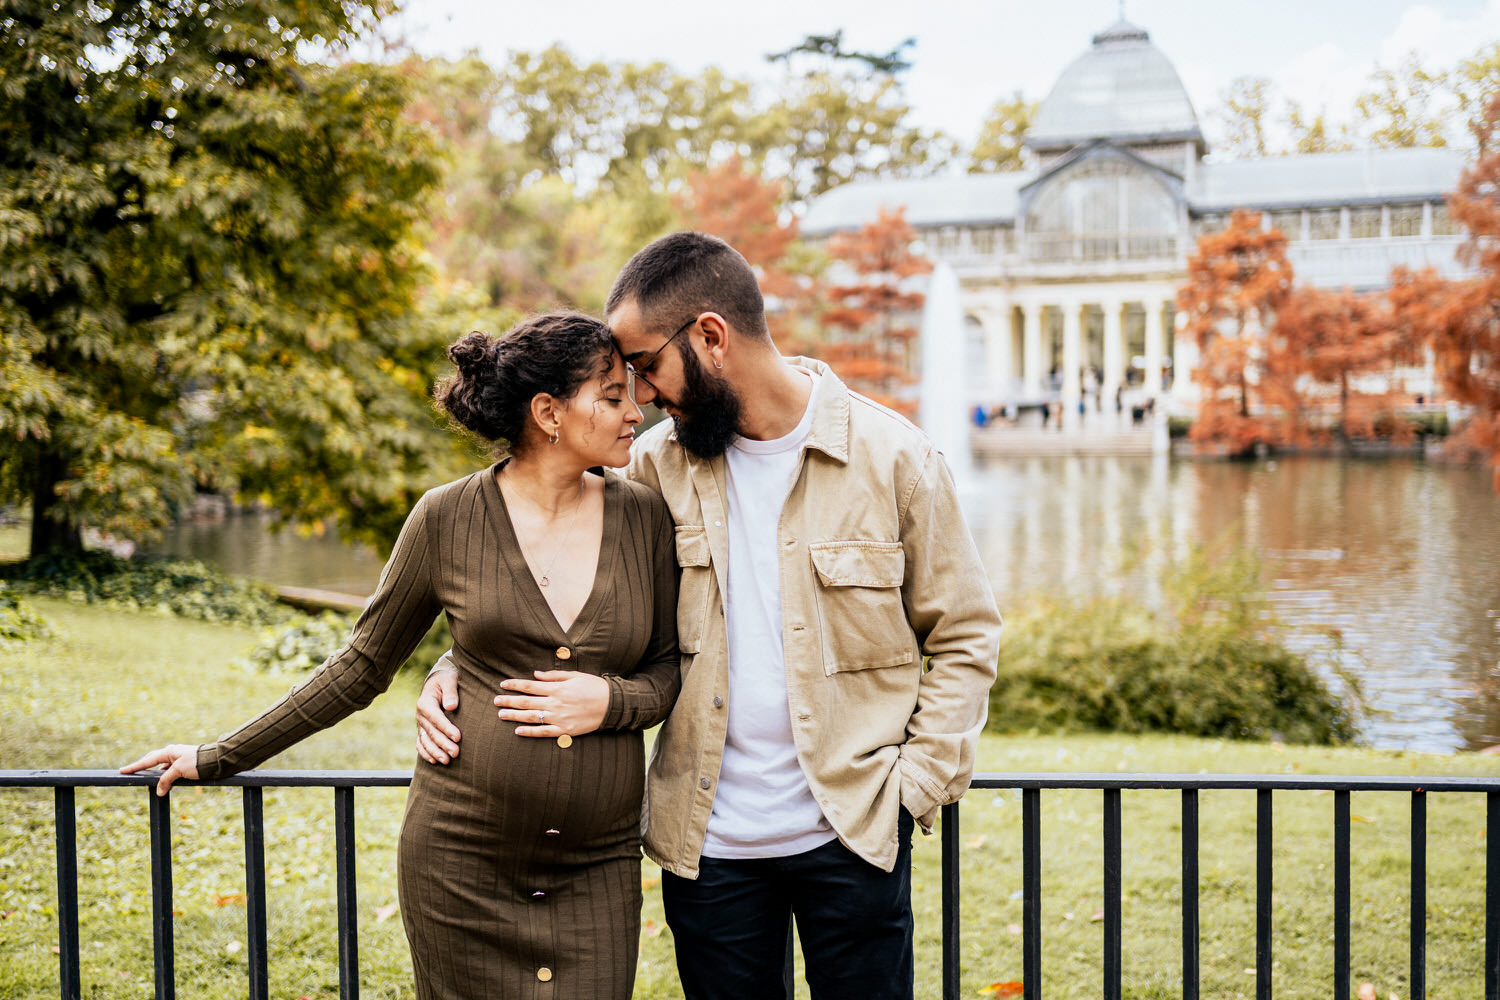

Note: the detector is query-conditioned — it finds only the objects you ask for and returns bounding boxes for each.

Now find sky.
[388,0,1500,152]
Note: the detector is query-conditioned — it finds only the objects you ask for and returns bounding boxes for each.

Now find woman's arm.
[124,493,443,785]
[598,496,681,731]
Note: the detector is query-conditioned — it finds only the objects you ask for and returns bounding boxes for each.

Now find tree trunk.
[1337,373,1351,449]
[29,448,83,558]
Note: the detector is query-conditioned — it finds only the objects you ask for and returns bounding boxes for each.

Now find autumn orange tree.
[820,207,933,414]
[1385,93,1500,489]
[1176,209,1294,452]
[1271,286,1409,445]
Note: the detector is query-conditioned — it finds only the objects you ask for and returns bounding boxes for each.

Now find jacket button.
[712,696,723,709]
[556,734,574,748]
[700,777,711,789]
[555,646,571,660]
[537,967,553,982]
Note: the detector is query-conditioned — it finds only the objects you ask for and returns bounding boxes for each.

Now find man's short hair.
[606,232,770,341]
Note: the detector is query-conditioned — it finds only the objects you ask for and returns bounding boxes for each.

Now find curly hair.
[435,312,615,455]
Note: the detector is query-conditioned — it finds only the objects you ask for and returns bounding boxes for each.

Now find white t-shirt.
[701,373,836,859]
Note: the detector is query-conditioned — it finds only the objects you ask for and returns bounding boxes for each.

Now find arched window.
[1024,158,1179,262]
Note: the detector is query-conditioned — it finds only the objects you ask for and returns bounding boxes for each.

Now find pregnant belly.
[408,695,646,854]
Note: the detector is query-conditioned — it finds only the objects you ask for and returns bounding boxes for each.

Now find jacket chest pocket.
[808,540,914,674]
[674,525,713,654]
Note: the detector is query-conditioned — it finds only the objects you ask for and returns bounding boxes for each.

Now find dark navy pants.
[662,811,915,1000]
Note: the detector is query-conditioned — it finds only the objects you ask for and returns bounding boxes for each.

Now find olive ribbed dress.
[194,465,681,1000]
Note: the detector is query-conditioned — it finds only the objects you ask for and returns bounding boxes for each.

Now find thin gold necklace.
[503,472,586,588]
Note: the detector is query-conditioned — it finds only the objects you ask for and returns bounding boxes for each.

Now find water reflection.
[963,455,1500,753]
[149,457,1500,753]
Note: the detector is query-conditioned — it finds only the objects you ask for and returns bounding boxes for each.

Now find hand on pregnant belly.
[496,670,609,737]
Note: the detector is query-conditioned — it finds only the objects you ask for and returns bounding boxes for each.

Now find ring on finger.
[538,710,547,724]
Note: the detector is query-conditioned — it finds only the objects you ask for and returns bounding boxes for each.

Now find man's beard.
[667,343,743,460]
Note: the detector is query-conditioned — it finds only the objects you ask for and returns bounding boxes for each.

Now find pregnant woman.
[123,312,681,1000]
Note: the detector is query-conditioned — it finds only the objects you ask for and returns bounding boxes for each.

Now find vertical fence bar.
[243,788,268,1000]
[1181,789,1199,1000]
[941,802,961,1000]
[1023,788,1041,1000]
[1411,790,1426,1000]
[1487,791,1499,1000]
[148,789,175,1000]
[334,786,358,1000]
[54,787,80,1000]
[1255,789,1271,1000]
[1103,789,1121,1000]
[1335,790,1351,1000]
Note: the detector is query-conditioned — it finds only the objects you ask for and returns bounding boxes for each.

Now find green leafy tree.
[1285,100,1354,155]
[1453,43,1500,151]
[1356,52,1450,149]
[760,33,954,203]
[968,91,1037,173]
[1213,76,1274,158]
[0,1,468,558]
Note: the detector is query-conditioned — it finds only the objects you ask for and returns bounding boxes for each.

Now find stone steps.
[971,426,1157,457]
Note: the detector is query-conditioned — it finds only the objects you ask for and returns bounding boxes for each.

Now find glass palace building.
[801,20,1474,419]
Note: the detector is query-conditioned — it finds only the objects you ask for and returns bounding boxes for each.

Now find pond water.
[147,455,1500,753]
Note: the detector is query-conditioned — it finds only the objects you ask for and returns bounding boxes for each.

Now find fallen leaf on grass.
[375,904,398,923]
[980,982,1023,998]
[50,945,60,955]
[212,893,247,907]
[0,910,14,919]
[225,941,241,954]
[644,919,665,938]
[642,877,660,890]
[1351,815,1371,824]
[1006,924,1022,935]
[1356,984,1375,1000]
[966,835,987,849]
[1089,909,1104,922]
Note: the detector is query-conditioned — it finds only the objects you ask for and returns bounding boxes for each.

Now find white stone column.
[979,307,1015,397]
[1102,298,1125,424]
[1144,300,1165,398]
[1170,303,1198,403]
[1022,302,1044,398]
[1062,297,1083,430]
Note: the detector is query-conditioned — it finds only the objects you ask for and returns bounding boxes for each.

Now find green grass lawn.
[1,597,1497,999]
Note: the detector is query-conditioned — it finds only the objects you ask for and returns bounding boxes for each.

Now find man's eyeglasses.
[625,314,698,404]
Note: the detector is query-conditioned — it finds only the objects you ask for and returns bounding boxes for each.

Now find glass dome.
[1025,157,1179,262]
[1028,21,1203,151]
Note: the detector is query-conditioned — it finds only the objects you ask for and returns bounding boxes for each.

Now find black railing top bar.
[0,769,413,788]
[3,768,1499,792]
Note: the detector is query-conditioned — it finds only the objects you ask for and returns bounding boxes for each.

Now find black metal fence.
[3,769,1499,1000]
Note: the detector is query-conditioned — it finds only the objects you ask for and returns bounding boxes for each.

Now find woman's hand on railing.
[119,744,200,795]
[496,671,608,738]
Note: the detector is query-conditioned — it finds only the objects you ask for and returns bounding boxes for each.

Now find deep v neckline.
[485,462,619,642]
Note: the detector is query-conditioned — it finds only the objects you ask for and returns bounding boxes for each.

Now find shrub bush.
[0,551,293,627]
[988,548,1358,745]
[0,590,50,647]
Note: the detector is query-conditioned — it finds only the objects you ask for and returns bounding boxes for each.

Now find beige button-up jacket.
[629,359,1001,877]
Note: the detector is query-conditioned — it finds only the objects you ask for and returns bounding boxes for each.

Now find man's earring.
[713,359,723,370]
[549,433,559,445]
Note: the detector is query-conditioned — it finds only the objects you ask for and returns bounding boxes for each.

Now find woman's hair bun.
[447,331,498,378]
[435,312,614,453]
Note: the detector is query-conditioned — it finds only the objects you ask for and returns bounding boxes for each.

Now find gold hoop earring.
[549,433,559,445]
